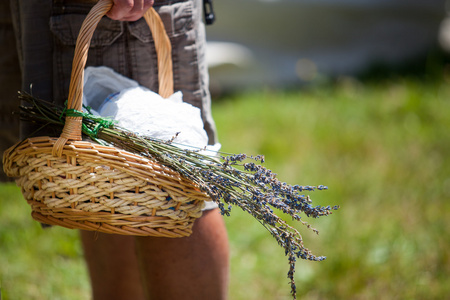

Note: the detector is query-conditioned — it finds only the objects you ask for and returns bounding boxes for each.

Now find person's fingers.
[107,0,134,21]
[107,0,154,22]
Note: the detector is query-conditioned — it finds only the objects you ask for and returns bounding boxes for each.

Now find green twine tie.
[64,107,117,138]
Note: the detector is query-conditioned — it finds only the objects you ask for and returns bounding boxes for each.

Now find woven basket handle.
[52,0,173,157]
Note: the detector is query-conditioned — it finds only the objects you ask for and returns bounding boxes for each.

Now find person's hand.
[107,0,154,22]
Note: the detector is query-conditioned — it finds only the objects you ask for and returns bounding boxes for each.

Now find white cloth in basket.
[83,66,209,149]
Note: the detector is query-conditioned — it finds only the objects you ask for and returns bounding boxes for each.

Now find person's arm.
[107,0,154,21]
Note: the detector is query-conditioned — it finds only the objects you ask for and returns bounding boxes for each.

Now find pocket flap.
[50,14,123,47]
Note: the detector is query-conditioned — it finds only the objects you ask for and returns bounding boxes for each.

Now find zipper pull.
[203,0,215,25]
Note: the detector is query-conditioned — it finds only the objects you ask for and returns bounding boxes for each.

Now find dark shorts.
[1,0,217,180]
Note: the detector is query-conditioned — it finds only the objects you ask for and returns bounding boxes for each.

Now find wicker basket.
[2,0,210,238]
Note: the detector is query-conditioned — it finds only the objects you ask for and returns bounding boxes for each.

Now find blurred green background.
[1,59,450,299]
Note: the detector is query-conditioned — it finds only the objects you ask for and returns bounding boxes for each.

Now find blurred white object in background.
[205,0,447,92]
[438,0,450,52]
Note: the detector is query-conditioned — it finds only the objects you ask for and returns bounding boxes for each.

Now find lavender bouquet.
[17,92,339,299]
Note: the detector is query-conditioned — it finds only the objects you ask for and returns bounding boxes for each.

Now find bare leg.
[136,208,230,300]
[80,231,146,300]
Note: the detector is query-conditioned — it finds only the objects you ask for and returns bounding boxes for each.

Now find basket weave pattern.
[4,136,209,237]
[2,0,209,237]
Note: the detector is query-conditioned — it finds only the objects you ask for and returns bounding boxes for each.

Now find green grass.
[0,185,89,300]
[1,73,450,299]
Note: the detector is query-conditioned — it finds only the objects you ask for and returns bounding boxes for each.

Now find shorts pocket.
[128,0,194,42]
[125,1,196,94]
[50,12,125,103]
